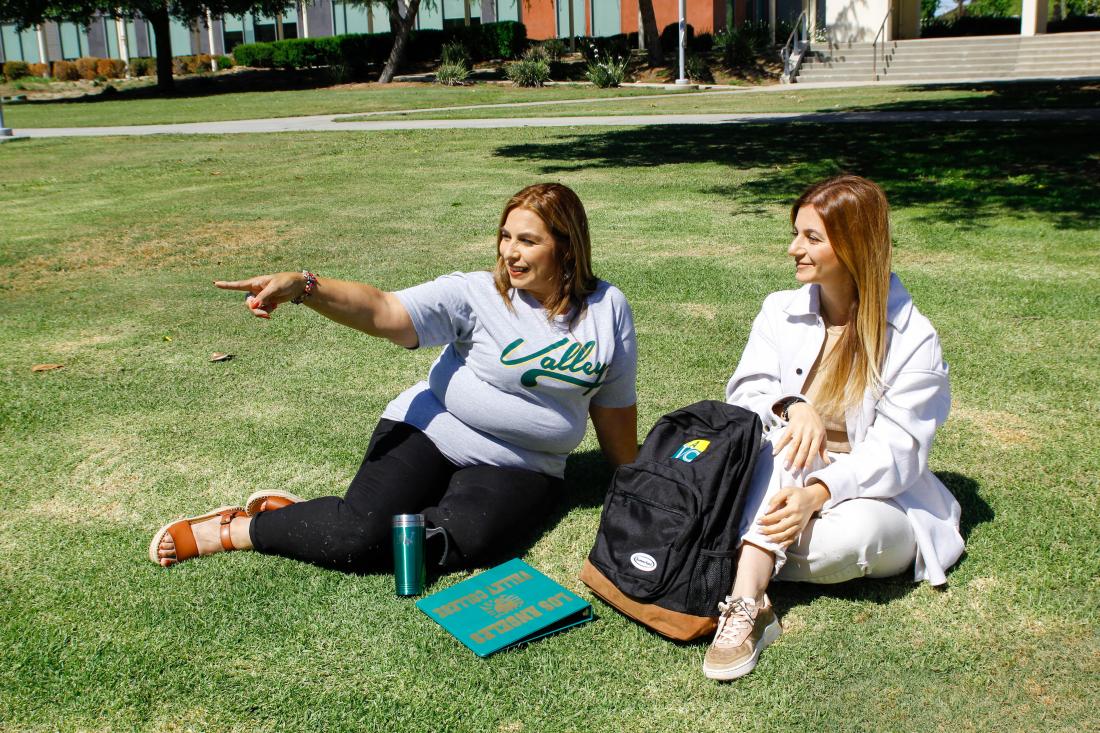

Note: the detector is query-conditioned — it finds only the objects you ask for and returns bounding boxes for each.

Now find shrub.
[916,15,1080,36]
[441,40,471,67]
[540,38,567,61]
[406,29,446,62]
[660,22,694,53]
[475,20,526,59]
[580,33,631,63]
[28,62,49,78]
[232,41,276,68]
[216,55,234,70]
[51,60,81,81]
[129,57,155,76]
[506,57,550,87]
[585,50,627,87]
[743,20,775,52]
[3,60,31,81]
[436,61,470,85]
[692,32,714,53]
[271,37,340,69]
[75,57,99,79]
[229,22,525,75]
[685,53,712,82]
[715,21,773,66]
[522,44,549,63]
[1050,14,1100,32]
[96,58,125,78]
[170,55,211,74]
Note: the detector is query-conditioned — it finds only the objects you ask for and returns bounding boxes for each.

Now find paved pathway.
[12,107,1099,138]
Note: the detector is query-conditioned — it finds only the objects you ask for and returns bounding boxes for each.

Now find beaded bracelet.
[292,270,318,304]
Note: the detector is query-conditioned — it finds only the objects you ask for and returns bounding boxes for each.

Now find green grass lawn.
[3,81,681,128]
[7,78,1098,128]
[353,79,1100,120]
[1,121,1098,731]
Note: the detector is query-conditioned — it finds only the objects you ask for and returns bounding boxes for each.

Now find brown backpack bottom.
[579,559,718,642]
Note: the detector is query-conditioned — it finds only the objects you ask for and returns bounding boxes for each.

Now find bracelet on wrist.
[781,397,806,421]
[291,271,318,304]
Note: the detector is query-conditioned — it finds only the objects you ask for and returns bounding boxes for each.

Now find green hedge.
[231,21,526,73]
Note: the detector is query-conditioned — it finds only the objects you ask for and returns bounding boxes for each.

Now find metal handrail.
[872,8,892,80]
[780,10,810,83]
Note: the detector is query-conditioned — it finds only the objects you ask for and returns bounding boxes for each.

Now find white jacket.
[725,274,964,586]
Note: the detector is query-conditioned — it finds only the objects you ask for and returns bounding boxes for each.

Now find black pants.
[250,420,560,572]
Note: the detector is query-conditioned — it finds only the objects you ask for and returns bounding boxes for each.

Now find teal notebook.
[415,558,594,657]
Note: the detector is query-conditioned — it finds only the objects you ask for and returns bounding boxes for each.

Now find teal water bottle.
[392,514,446,596]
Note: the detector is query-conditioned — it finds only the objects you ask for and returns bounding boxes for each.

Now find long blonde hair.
[793,175,892,413]
[493,183,598,321]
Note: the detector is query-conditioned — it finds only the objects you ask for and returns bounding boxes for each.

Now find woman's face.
[789,205,849,291]
[499,207,560,305]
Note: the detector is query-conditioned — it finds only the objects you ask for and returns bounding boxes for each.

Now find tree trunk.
[638,0,663,65]
[148,7,174,92]
[379,0,422,83]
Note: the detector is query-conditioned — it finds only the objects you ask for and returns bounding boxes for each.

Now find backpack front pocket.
[589,462,702,601]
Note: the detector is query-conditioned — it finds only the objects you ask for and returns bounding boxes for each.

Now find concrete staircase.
[794,31,1100,83]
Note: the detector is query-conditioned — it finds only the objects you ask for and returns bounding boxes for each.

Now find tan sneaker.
[702,595,782,680]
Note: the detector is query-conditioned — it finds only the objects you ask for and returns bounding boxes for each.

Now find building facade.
[1,0,812,64]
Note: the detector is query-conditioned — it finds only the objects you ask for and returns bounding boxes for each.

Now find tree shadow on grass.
[14,67,357,106]
[831,79,1100,113]
[493,121,1099,231]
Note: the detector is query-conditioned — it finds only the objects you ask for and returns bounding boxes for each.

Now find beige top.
[801,324,853,454]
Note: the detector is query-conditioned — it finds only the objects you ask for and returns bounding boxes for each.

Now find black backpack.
[580,400,761,640]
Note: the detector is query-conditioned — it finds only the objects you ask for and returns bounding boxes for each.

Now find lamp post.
[0,96,13,139]
[675,0,689,85]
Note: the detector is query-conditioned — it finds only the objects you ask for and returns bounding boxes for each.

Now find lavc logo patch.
[672,439,710,463]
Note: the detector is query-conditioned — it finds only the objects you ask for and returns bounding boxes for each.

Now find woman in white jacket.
[703,175,964,681]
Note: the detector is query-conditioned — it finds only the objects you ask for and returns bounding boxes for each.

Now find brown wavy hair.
[792,174,893,413]
[493,183,598,321]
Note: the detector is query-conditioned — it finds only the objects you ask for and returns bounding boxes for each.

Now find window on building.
[222,15,244,52]
[494,0,521,23]
[58,22,89,59]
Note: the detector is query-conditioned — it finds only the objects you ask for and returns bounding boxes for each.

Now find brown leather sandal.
[148,505,246,567]
[244,490,304,516]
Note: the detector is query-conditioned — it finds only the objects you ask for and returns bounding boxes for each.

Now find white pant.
[738,428,917,584]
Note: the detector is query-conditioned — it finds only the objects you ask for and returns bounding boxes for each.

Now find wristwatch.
[779,397,806,421]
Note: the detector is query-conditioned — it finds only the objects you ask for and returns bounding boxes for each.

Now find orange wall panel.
[620,2,638,34]
[533,0,744,40]
[524,0,559,40]
[650,0,719,33]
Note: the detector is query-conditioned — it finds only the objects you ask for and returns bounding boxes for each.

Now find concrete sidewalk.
[13,107,1100,138]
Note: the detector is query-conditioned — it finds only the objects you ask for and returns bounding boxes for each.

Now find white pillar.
[35,25,48,67]
[205,8,217,69]
[115,14,131,75]
[1021,0,1047,35]
[300,0,310,37]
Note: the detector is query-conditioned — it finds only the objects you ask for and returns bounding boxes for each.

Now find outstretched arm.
[214,272,418,348]
[589,403,638,468]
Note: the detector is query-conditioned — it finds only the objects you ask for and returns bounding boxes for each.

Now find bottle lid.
[392,513,425,528]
